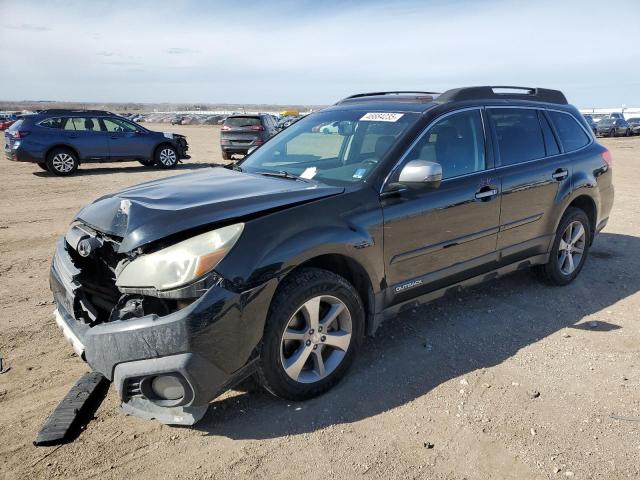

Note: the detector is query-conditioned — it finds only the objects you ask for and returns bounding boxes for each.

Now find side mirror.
[398,160,442,188]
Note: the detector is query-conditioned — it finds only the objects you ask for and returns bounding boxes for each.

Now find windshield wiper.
[257,170,310,182]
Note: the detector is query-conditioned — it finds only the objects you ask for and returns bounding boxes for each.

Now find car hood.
[75,167,344,252]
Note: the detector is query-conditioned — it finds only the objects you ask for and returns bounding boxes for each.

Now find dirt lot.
[0,124,638,479]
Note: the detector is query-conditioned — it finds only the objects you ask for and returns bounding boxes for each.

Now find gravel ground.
[0,125,638,479]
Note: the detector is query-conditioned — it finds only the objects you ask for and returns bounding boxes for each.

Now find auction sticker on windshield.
[360,112,404,122]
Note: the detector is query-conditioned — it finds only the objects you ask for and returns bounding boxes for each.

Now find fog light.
[150,375,185,401]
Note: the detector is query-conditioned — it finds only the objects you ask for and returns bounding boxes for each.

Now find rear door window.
[65,117,103,132]
[488,108,545,166]
[548,111,590,152]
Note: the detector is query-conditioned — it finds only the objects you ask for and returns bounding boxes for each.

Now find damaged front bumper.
[49,237,276,425]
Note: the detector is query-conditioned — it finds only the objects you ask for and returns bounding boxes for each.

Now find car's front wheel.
[46,148,78,176]
[257,268,364,401]
[155,145,178,168]
[534,207,591,286]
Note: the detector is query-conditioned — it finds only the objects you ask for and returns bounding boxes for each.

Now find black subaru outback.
[49,86,613,425]
[5,109,189,175]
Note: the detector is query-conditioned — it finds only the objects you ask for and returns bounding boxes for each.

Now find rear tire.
[154,145,178,168]
[46,148,78,176]
[256,268,364,401]
[534,207,591,286]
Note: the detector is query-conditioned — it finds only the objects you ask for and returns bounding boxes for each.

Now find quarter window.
[404,109,486,179]
[548,111,590,152]
[39,117,65,129]
[538,111,560,156]
[489,108,545,166]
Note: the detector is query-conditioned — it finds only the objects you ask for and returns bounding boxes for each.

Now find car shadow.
[193,232,638,440]
[31,162,213,177]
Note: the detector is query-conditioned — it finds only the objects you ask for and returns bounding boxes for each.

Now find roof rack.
[436,86,567,105]
[338,91,440,103]
[36,109,117,115]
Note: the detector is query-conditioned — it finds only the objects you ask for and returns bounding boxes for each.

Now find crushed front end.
[49,222,275,425]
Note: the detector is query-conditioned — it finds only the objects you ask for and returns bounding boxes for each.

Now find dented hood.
[75,167,344,252]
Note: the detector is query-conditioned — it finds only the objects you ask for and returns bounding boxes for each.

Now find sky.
[1,0,639,107]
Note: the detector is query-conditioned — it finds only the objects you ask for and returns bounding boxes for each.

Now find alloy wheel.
[280,295,352,384]
[51,153,75,173]
[159,148,177,166]
[557,220,586,275]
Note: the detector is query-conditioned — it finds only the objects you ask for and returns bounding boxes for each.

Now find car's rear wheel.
[46,148,78,176]
[256,268,364,401]
[155,145,178,168]
[534,207,591,286]
[37,162,49,171]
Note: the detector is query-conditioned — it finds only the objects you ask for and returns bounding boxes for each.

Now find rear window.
[489,108,545,166]
[548,111,590,152]
[224,116,261,127]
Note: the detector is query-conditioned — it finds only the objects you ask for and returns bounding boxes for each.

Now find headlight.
[116,223,244,290]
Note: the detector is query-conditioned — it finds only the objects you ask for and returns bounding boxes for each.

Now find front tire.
[534,207,591,286]
[155,145,178,168]
[256,268,364,401]
[46,148,78,176]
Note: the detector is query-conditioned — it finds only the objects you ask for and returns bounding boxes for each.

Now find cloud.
[165,48,198,55]
[4,23,51,32]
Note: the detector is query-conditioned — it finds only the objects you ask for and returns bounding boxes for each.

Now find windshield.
[238,110,418,185]
[598,118,614,125]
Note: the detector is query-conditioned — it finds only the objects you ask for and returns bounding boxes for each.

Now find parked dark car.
[627,117,640,135]
[596,117,631,137]
[49,86,613,425]
[582,114,597,134]
[4,109,189,175]
[220,114,278,160]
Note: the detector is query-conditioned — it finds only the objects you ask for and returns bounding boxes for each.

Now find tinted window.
[103,118,137,132]
[405,109,486,179]
[224,116,261,127]
[548,111,590,152]
[489,108,545,166]
[538,111,560,156]
[39,117,65,129]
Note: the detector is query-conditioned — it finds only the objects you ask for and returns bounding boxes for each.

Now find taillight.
[250,125,264,131]
[602,149,612,167]
[13,130,30,139]
[253,138,264,145]
[221,125,230,131]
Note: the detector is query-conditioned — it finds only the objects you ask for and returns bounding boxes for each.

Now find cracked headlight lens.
[116,223,243,290]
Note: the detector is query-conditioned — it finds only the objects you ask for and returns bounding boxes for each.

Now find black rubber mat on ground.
[34,372,110,446]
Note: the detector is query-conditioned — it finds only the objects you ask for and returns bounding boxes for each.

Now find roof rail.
[36,109,116,115]
[436,86,568,105]
[338,91,440,103]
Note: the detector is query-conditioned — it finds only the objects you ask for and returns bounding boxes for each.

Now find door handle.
[552,168,568,181]
[475,187,498,200]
